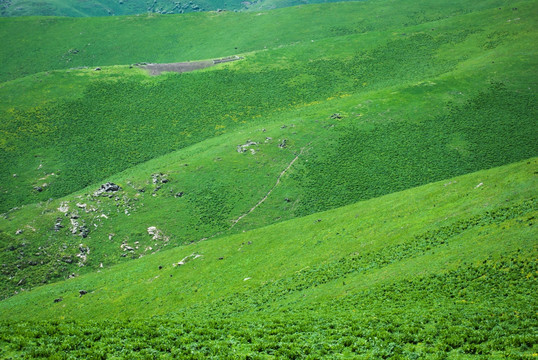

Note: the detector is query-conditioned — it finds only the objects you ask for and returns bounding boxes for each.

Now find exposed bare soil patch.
[142,56,242,75]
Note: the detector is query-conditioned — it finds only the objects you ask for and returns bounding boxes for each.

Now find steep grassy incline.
[0,159,536,358]
[0,0,521,82]
[0,0,536,299]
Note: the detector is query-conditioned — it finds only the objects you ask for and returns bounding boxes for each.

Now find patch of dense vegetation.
[294,83,538,215]
[0,253,535,359]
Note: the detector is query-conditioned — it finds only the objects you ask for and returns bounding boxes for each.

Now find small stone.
[330,113,342,119]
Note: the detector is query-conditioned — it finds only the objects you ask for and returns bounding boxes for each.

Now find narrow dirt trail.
[229,146,308,229]
[195,145,309,243]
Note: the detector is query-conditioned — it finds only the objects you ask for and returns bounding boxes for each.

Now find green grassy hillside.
[0,0,537,357]
[0,159,536,358]
[0,0,536,300]
[0,0,525,82]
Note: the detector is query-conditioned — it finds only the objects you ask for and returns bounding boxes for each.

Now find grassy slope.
[0,0,537,299]
[0,0,519,82]
[0,159,536,358]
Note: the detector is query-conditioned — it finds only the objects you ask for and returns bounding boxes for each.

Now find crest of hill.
[0,0,527,82]
[0,0,359,17]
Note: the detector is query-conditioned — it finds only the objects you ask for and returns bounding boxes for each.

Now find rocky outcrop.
[237,140,258,153]
[147,226,169,242]
[76,244,90,266]
[94,182,121,196]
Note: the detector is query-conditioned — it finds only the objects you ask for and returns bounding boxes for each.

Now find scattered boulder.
[76,244,90,265]
[33,186,43,192]
[237,140,258,153]
[69,218,89,238]
[79,290,87,297]
[278,139,287,148]
[120,242,135,252]
[147,226,169,241]
[94,67,101,71]
[53,297,63,303]
[151,173,169,184]
[175,253,202,266]
[330,113,342,119]
[94,182,121,196]
[58,202,69,213]
[53,218,64,231]
[101,182,120,192]
[15,229,23,235]
[175,192,184,198]
[284,198,291,203]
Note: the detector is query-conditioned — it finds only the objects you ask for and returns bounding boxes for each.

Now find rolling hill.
[0,0,357,17]
[0,159,536,358]
[0,0,537,358]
